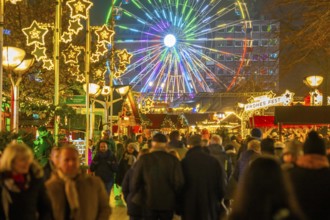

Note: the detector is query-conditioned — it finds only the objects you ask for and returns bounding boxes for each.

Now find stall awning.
[249,116,275,128]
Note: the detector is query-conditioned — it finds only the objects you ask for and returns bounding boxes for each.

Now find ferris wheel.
[108,0,252,102]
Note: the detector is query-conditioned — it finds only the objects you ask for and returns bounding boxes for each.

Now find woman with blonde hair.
[0,143,53,220]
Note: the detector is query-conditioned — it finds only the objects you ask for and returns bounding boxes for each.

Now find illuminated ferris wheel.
[109,0,252,102]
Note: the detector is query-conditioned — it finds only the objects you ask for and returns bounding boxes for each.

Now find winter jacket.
[180,146,226,220]
[116,152,136,186]
[46,172,111,220]
[90,150,118,183]
[233,149,260,181]
[131,150,184,211]
[122,167,143,217]
[289,154,330,220]
[169,140,185,149]
[0,164,53,220]
[208,144,233,181]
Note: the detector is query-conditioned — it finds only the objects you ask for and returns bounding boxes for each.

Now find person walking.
[46,146,111,220]
[208,134,232,181]
[131,133,184,220]
[180,135,226,220]
[90,140,118,197]
[43,146,60,180]
[122,148,150,220]
[233,139,261,181]
[229,157,304,220]
[0,143,53,220]
[168,130,188,160]
[289,131,330,220]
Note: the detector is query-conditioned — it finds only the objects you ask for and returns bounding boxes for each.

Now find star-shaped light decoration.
[43,59,54,70]
[66,0,93,20]
[117,49,133,64]
[68,19,83,35]
[310,89,323,106]
[144,97,154,108]
[76,74,86,83]
[95,25,114,44]
[118,63,127,73]
[32,45,47,61]
[282,90,294,106]
[61,32,73,44]
[140,107,151,114]
[91,54,100,63]
[113,71,122,79]
[62,44,81,64]
[96,43,108,56]
[22,20,49,46]
[68,64,80,75]
[94,68,106,78]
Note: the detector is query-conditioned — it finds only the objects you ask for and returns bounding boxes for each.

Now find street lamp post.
[3,46,34,132]
[304,75,324,106]
[0,0,22,131]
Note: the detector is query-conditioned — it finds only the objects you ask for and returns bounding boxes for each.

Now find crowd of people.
[0,127,330,220]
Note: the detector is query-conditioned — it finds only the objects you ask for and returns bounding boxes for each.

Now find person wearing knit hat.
[289,131,330,220]
[281,140,303,170]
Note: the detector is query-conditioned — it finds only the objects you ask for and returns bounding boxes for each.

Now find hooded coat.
[180,146,226,220]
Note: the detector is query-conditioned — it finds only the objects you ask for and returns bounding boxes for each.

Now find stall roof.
[275,106,330,124]
[182,113,213,126]
[143,114,183,130]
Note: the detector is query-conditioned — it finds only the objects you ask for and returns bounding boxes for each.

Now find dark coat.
[90,150,118,183]
[180,147,226,220]
[208,144,233,181]
[169,140,185,149]
[0,166,53,220]
[122,167,143,217]
[131,150,184,211]
[116,152,136,186]
[233,149,260,181]
[289,155,330,220]
[43,161,55,181]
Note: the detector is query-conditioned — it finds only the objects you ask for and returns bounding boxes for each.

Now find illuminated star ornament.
[117,49,133,64]
[118,64,127,73]
[66,0,93,20]
[95,68,106,78]
[95,25,114,44]
[282,90,294,106]
[61,32,73,44]
[68,65,80,75]
[76,74,86,83]
[32,45,47,61]
[96,43,108,55]
[91,54,100,63]
[43,59,54,70]
[62,44,81,64]
[68,19,83,35]
[144,97,154,108]
[114,72,122,79]
[22,20,49,46]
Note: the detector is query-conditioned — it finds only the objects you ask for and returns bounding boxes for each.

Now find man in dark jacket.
[180,134,226,220]
[208,134,232,181]
[289,131,330,220]
[90,140,118,196]
[131,133,184,220]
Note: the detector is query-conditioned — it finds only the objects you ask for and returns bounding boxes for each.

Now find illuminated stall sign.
[244,90,294,111]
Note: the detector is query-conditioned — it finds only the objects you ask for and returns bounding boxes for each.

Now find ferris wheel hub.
[164,34,177,48]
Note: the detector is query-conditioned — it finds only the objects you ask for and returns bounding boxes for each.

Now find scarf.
[57,170,80,219]
[296,154,330,169]
[1,173,31,220]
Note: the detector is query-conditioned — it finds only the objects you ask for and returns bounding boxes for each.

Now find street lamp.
[3,46,34,132]
[0,0,23,131]
[304,75,324,106]
[84,83,130,137]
